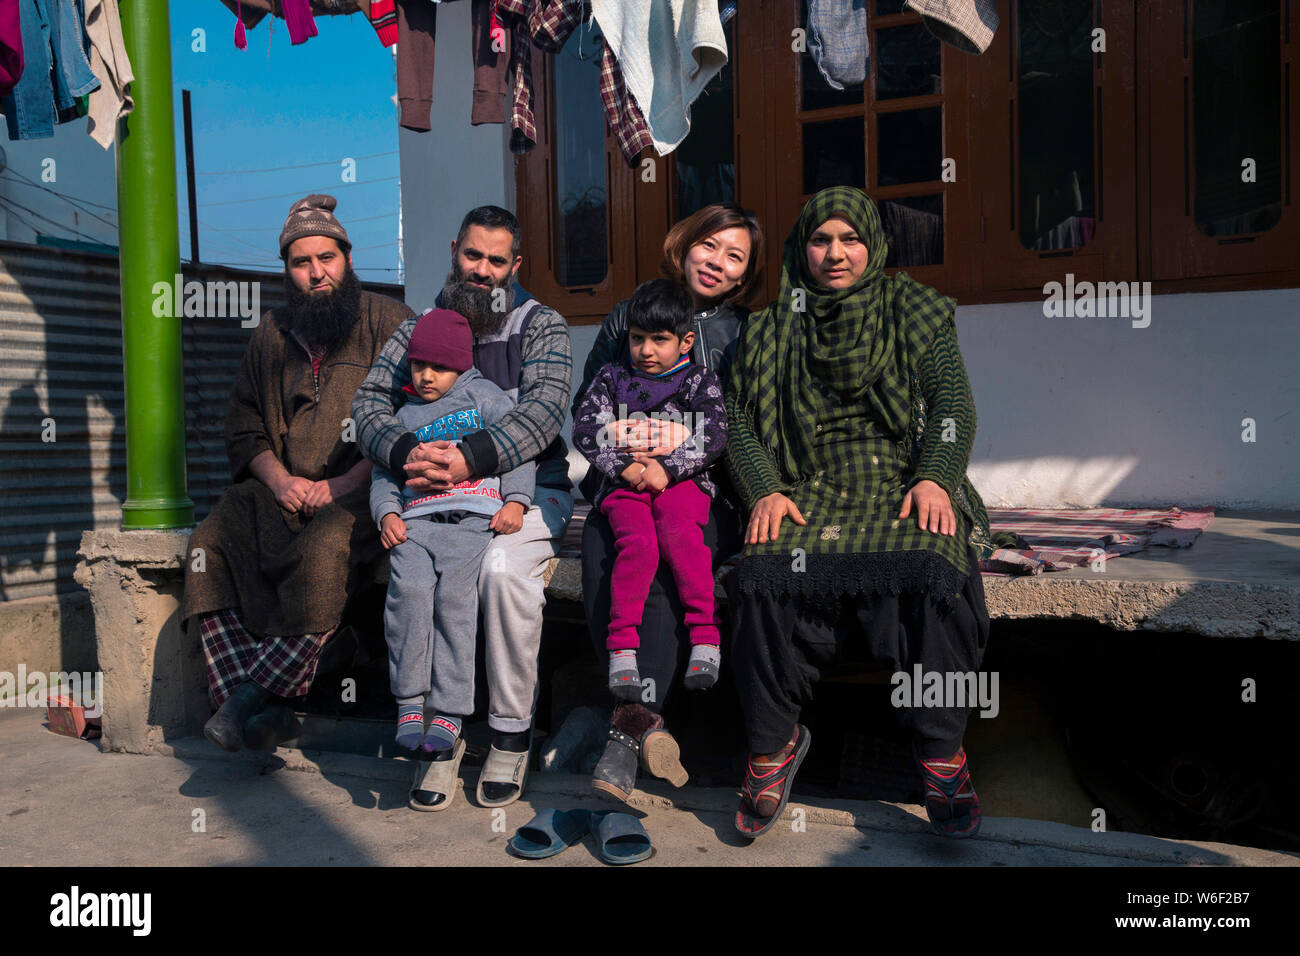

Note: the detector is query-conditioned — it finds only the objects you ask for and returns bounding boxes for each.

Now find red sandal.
[916,745,982,838]
[734,724,812,840]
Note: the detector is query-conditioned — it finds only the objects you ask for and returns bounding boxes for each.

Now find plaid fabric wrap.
[807,0,868,90]
[500,0,586,153]
[904,0,999,55]
[727,186,989,608]
[198,608,335,707]
[599,41,653,164]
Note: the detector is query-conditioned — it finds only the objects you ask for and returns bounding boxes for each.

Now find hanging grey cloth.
[807,0,868,91]
[904,0,999,55]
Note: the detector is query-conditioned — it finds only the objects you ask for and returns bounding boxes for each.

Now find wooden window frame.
[516,0,1300,316]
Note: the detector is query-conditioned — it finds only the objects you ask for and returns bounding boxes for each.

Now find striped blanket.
[557,504,1215,577]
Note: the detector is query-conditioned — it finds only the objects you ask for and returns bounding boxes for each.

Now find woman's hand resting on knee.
[746,492,807,545]
[899,479,957,536]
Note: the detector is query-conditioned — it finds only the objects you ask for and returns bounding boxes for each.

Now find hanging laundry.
[396,0,437,131]
[471,0,508,125]
[0,0,22,98]
[1,0,100,140]
[496,0,535,151]
[903,0,998,55]
[598,41,652,165]
[218,1,366,35]
[588,0,729,157]
[84,0,133,149]
[807,0,867,92]
[368,0,398,45]
[280,0,320,43]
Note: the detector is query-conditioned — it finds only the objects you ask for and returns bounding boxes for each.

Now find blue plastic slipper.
[590,810,652,865]
[506,808,593,860]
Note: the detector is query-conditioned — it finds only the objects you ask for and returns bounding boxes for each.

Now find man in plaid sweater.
[352,205,573,807]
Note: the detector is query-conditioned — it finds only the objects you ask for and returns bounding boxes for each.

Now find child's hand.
[639,459,670,493]
[491,501,526,534]
[380,513,407,549]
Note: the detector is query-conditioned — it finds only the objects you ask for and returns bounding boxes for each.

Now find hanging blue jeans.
[2,0,98,140]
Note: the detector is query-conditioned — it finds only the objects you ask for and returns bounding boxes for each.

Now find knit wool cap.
[408,308,474,372]
[279,194,352,259]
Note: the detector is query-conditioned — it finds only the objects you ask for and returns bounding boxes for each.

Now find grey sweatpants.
[385,512,494,714]
[479,488,574,733]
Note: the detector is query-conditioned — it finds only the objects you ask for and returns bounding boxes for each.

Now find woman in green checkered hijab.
[723,186,992,840]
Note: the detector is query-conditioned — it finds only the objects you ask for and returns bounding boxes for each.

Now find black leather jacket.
[573,297,748,503]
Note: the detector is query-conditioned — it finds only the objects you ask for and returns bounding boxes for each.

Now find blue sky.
[171,5,400,282]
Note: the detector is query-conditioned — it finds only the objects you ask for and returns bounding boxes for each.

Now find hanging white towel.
[84,0,135,149]
[588,0,729,156]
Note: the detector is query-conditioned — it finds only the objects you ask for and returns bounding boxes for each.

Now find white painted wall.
[958,290,1299,509]
[398,0,513,315]
[0,124,117,247]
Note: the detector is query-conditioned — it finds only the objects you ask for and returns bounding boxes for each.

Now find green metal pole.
[116,0,193,528]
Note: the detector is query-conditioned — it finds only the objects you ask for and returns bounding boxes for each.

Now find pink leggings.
[601,481,720,651]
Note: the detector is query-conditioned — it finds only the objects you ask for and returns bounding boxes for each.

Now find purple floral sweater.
[572,360,728,506]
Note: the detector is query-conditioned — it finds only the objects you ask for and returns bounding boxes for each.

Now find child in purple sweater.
[572,279,729,699]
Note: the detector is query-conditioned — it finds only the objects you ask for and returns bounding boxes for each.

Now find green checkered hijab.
[734,187,955,482]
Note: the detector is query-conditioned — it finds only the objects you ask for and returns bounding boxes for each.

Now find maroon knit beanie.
[408,308,474,372]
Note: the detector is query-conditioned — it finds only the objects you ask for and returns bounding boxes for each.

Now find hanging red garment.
[0,0,23,98]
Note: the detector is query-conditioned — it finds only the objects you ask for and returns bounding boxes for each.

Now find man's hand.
[273,475,315,513]
[899,479,956,536]
[404,441,471,493]
[380,513,407,549]
[746,492,807,545]
[490,501,526,535]
[300,478,338,518]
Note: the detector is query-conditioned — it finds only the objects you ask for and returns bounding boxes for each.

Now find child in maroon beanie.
[572,279,729,700]
[370,308,533,808]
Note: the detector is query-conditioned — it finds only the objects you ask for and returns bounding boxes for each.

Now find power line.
[0,195,104,243]
[198,176,400,208]
[196,150,398,177]
[200,209,399,231]
[0,168,118,212]
[0,171,120,229]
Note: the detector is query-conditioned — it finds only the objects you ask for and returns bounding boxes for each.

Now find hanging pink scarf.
[234,0,248,49]
[281,0,320,45]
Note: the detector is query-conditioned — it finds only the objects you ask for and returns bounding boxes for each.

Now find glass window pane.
[1017,0,1097,251]
[804,118,866,194]
[677,18,735,218]
[801,1,865,110]
[876,107,942,186]
[881,195,944,266]
[1193,0,1283,237]
[876,23,941,100]
[552,24,608,286]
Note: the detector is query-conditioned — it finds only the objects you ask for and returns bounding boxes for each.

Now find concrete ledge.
[74,528,207,755]
[160,734,1298,867]
[544,510,1300,638]
[0,591,96,675]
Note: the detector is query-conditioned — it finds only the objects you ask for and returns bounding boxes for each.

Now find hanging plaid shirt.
[498,0,652,162]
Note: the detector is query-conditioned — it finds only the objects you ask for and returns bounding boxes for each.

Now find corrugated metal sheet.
[0,241,404,601]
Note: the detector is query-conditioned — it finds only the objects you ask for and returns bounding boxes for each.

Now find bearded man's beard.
[443,261,516,336]
[283,266,364,352]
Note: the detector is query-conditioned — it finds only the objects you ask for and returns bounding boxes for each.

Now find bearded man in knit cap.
[184,194,414,752]
[353,205,574,808]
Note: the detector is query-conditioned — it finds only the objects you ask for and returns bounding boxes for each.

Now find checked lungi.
[197,608,336,707]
